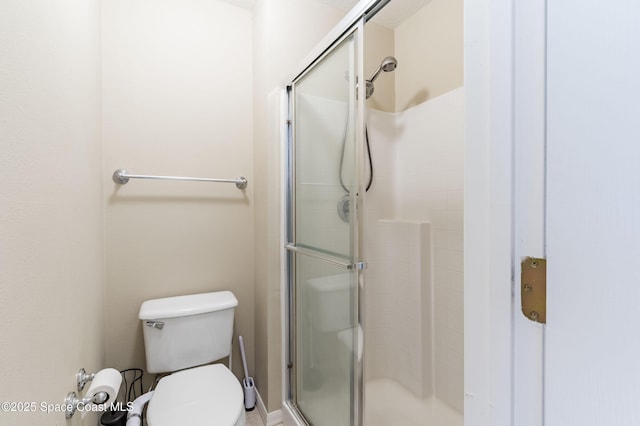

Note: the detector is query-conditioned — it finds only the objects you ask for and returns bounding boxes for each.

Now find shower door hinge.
[520,257,546,324]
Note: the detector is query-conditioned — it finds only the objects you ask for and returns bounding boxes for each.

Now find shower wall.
[361,0,464,414]
[364,23,395,113]
[394,0,463,110]
[365,87,464,412]
[365,219,433,399]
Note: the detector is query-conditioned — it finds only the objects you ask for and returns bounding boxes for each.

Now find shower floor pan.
[365,378,463,426]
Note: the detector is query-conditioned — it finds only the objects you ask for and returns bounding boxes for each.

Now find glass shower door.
[286,24,365,426]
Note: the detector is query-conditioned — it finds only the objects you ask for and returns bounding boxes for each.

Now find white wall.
[366,220,433,398]
[395,0,463,110]
[365,23,395,113]
[362,0,464,412]
[365,87,464,412]
[102,0,254,382]
[0,1,104,424]
[396,89,464,412]
[365,0,464,113]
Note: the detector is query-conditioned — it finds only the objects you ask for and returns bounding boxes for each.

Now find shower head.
[369,56,398,83]
[380,56,398,73]
[366,56,398,99]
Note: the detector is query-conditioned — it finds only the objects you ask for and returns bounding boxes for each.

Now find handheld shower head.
[366,56,398,99]
[369,56,398,83]
[380,56,398,73]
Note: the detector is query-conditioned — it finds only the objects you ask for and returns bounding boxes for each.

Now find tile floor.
[246,409,283,426]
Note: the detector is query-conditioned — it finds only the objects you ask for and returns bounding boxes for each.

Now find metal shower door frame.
[283,19,367,426]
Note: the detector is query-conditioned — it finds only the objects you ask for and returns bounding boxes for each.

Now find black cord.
[121,372,127,404]
[365,126,373,192]
[339,123,374,193]
[120,368,144,403]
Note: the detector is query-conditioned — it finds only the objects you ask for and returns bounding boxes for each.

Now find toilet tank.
[138,291,238,374]
[307,274,353,332]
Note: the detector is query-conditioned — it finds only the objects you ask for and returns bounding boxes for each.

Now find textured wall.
[102,0,254,382]
[0,0,104,424]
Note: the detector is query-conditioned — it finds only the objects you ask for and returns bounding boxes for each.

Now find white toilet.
[138,291,246,426]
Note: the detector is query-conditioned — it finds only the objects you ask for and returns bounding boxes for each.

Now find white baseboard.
[256,389,283,426]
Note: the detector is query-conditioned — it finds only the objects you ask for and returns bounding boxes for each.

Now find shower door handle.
[285,244,367,270]
[351,261,367,270]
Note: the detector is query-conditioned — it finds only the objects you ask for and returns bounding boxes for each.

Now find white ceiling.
[320,0,432,29]
[219,0,431,29]
[218,0,256,10]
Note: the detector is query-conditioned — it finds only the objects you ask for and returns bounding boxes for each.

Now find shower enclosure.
[284,1,464,425]
[284,22,366,425]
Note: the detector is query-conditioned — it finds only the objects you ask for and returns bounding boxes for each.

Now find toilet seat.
[147,364,245,426]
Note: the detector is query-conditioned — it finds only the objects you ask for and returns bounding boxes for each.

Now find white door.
[545,1,640,424]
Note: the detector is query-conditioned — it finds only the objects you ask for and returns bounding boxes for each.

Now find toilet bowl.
[146,364,245,426]
[138,291,245,426]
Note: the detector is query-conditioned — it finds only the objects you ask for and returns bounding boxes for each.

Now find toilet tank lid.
[139,291,238,320]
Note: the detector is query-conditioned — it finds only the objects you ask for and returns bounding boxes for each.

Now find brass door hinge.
[521,257,546,324]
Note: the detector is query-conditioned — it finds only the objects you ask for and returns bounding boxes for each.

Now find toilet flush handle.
[145,320,164,330]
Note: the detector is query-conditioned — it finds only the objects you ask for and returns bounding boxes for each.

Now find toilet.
[307,273,353,332]
[138,291,245,426]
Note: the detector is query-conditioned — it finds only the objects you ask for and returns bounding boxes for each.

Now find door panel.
[545,1,640,424]
[287,27,363,426]
[293,34,358,259]
[295,255,356,426]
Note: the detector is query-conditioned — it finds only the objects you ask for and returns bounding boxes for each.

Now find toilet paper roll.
[81,368,122,418]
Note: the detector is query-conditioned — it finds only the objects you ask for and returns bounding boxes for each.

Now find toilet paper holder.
[64,390,109,419]
[77,367,95,391]
[66,367,122,419]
